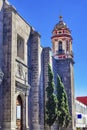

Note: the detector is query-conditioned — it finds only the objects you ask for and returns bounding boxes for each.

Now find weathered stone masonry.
[0,1,75,130]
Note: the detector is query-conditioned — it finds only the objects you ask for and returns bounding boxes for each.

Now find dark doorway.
[16,95,23,130]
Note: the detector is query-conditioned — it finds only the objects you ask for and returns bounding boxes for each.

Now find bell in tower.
[51,16,73,59]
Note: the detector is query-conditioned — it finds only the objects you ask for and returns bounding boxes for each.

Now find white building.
[75,99,87,130]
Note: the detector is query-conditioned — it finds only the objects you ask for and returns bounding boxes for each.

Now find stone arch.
[16,95,23,130]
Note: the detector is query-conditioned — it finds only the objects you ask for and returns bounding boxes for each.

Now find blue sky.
[8,0,87,97]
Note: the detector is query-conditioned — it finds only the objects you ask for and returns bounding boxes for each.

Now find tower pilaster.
[0,0,4,68]
[0,0,4,128]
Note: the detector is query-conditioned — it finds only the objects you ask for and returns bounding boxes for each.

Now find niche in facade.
[17,35,24,60]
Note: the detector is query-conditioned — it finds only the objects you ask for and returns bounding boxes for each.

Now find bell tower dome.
[51,16,73,59]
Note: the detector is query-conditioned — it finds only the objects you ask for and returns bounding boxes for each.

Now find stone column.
[28,29,40,130]
[26,90,29,130]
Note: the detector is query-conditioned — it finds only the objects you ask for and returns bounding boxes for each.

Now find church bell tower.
[52,16,75,130]
[52,16,73,60]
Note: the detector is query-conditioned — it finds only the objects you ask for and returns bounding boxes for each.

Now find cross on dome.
[59,15,63,21]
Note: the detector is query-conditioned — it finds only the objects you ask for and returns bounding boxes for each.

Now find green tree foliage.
[45,64,58,127]
[56,75,71,128]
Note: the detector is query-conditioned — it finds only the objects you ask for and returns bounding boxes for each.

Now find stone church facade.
[0,1,75,130]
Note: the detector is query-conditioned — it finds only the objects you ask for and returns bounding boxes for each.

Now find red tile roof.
[76,96,87,106]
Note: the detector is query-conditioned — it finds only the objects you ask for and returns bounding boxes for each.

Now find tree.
[64,92,71,128]
[56,75,71,129]
[45,64,58,130]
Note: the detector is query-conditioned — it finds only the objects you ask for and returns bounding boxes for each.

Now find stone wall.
[28,33,52,130]
[0,0,4,128]
[11,5,31,130]
[0,1,75,130]
[1,1,31,129]
[53,57,75,130]
[2,4,12,129]
[0,0,3,68]
[42,47,52,130]
[39,46,44,130]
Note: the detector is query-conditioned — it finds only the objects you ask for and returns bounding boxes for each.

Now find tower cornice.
[51,34,72,40]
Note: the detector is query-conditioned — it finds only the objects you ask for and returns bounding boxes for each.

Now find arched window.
[66,41,70,52]
[58,41,62,53]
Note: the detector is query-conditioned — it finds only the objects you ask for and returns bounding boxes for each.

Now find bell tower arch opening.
[58,41,63,54]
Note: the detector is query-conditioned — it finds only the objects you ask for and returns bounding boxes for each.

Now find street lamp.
[0,68,4,85]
